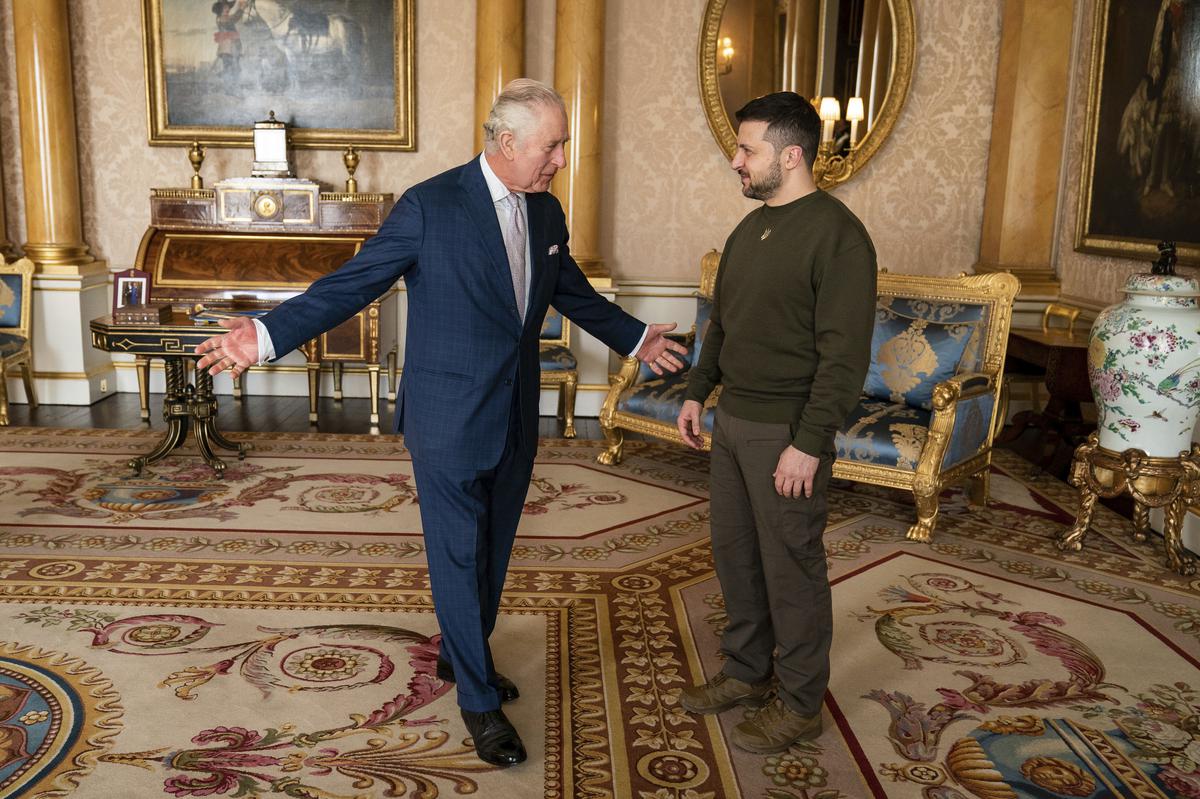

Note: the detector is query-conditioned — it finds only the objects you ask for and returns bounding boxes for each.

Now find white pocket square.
[548,244,559,255]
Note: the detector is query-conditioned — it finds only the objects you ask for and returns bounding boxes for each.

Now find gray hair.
[482,79,566,151]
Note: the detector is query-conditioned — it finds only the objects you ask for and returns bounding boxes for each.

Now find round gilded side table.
[1059,433,1199,575]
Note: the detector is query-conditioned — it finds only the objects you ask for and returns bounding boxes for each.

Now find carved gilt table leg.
[1131,501,1151,542]
[1058,435,1102,552]
[1164,496,1198,576]
[1059,484,1099,552]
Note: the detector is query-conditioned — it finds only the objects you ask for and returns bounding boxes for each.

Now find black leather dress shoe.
[437,656,520,703]
[461,708,527,767]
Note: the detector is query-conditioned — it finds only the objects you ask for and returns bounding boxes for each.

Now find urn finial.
[1152,241,1177,276]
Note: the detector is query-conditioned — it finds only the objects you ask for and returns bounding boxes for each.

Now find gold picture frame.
[1076,0,1198,265]
[141,0,415,150]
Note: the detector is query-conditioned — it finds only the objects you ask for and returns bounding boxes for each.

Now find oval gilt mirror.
[699,0,915,189]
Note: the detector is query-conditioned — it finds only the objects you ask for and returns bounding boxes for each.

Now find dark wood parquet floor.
[2,393,616,440]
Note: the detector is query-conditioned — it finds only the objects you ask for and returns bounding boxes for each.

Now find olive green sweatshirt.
[686,189,877,456]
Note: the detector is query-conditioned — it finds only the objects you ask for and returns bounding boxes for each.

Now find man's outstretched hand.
[636,323,689,375]
[194,317,259,377]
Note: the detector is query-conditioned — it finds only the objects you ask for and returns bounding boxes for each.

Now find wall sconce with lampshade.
[845,96,865,147]
[718,37,735,75]
[818,97,841,143]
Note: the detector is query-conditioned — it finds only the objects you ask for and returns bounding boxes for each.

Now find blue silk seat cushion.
[618,374,715,433]
[0,332,27,358]
[539,343,577,371]
[835,399,931,469]
[863,310,978,410]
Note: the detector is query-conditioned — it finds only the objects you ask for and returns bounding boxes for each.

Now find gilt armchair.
[540,307,579,437]
[833,271,1020,541]
[0,257,37,426]
[596,251,720,464]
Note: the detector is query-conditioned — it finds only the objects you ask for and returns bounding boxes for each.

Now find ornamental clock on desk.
[253,191,281,221]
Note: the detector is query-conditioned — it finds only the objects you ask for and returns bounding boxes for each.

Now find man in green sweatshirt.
[676,92,876,753]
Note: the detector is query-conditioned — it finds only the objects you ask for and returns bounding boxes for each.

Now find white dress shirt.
[253,153,647,362]
[479,150,534,314]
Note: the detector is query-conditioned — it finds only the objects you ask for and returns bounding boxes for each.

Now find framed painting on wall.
[141,0,414,150]
[1076,0,1199,265]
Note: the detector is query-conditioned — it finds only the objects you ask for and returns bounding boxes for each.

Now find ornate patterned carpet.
[0,427,1197,799]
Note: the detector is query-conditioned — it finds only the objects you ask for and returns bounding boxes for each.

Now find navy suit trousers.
[411,393,534,712]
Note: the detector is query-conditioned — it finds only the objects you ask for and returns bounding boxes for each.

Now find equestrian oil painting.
[142,0,415,149]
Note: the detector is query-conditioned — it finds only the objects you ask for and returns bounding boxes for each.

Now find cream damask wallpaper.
[0,0,1006,284]
[0,2,23,258]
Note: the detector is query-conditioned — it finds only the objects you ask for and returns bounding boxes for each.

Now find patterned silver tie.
[502,192,527,322]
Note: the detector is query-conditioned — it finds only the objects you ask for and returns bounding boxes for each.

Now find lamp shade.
[818,97,841,122]
[846,97,865,122]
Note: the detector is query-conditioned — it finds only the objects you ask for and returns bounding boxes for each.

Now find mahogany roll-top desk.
[130,184,398,428]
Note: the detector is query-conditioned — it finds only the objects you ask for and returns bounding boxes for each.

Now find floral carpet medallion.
[0,428,1197,798]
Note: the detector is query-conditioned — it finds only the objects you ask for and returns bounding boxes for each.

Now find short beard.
[742,159,783,201]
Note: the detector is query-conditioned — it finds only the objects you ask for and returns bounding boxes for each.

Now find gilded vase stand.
[90,314,250,475]
[1059,432,1198,576]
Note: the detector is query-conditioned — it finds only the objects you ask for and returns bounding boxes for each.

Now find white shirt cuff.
[627,325,649,358]
[252,318,276,364]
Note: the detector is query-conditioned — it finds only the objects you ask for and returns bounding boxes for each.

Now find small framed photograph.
[113,268,152,313]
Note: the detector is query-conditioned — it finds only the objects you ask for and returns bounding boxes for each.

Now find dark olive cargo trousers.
[709,405,833,716]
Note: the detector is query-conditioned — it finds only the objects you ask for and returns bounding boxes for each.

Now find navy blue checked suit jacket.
[260,158,645,469]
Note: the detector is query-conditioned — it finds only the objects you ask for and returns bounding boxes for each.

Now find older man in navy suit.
[196,79,686,767]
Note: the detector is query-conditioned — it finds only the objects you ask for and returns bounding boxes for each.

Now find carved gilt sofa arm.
[924,371,1001,473]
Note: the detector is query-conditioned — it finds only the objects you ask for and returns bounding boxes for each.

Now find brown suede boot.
[678,672,773,715]
[730,699,822,753]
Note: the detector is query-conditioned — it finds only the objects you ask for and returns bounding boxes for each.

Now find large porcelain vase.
[1088,273,1200,456]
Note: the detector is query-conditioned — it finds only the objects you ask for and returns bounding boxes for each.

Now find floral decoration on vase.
[1088,242,1200,455]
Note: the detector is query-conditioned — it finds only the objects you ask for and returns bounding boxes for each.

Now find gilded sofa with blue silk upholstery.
[540,307,579,437]
[597,251,721,464]
[0,257,37,426]
[597,254,1020,543]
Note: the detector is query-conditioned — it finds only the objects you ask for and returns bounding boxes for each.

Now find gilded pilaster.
[975,0,1074,297]
[474,0,525,154]
[13,0,95,274]
[552,0,608,280]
